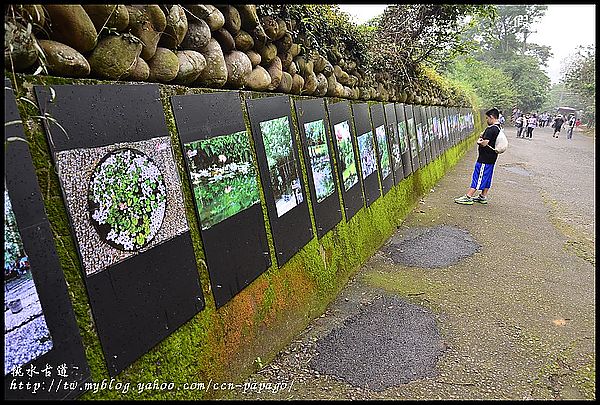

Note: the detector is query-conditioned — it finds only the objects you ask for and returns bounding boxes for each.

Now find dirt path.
[231,125,595,400]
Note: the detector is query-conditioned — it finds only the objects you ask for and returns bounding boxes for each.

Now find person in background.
[454,107,501,205]
[575,118,582,127]
[498,111,506,128]
[526,113,537,139]
[553,114,565,138]
[515,113,525,138]
[566,115,576,139]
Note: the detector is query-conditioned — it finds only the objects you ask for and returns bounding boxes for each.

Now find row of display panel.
[4,80,475,397]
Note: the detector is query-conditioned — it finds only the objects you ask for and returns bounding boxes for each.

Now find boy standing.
[454,108,501,205]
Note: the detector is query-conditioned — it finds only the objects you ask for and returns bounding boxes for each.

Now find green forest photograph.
[185,131,260,230]
[375,125,391,179]
[334,121,359,192]
[398,120,408,155]
[259,117,304,217]
[304,119,335,203]
[407,117,419,158]
[357,131,377,180]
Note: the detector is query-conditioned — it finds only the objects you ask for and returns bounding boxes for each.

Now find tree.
[372,4,493,85]
[441,5,551,113]
[446,56,518,111]
[561,45,595,125]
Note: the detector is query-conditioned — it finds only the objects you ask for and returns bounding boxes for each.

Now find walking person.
[526,113,537,139]
[454,107,501,205]
[553,114,565,138]
[515,114,524,138]
[566,115,576,139]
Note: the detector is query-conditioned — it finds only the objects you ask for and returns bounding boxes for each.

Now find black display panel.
[451,107,459,145]
[171,91,271,309]
[326,100,364,221]
[384,103,404,184]
[440,106,450,153]
[294,98,342,238]
[245,95,313,267]
[394,103,413,178]
[414,106,428,166]
[423,106,435,162]
[370,103,393,195]
[404,104,420,171]
[34,83,205,376]
[352,102,381,207]
[438,106,448,153]
[428,106,442,159]
[4,79,91,400]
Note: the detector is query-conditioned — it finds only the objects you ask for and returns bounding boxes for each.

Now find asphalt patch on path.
[383,225,480,268]
[309,295,446,391]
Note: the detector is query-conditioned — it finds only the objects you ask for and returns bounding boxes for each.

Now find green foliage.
[441,5,551,112]
[561,45,595,126]
[372,4,494,86]
[257,4,371,67]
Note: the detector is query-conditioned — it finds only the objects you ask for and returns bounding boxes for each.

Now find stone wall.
[6,71,484,399]
[5,4,472,106]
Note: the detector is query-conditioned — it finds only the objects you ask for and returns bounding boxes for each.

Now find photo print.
[4,188,53,376]
[55,136,189,277]
[406,115,419,158]
[334,120,359,191]
[357,131,377,180]
[183,130,260,230]
[259,116,304,217]
[416,121,424,151]
[303,119,335,203]
[398,119,408,155]
[375,125,391,179]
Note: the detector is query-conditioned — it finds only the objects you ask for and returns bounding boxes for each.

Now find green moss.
[7,73,481,399]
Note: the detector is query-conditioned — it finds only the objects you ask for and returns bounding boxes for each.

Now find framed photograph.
[35,83,205,376]
[295,98,342,239]
[404,105,420,171]
[327,100,364,221]
[246,95,313,267]
[371,103,393,195]
[384,103,404,184]
[172,91,271,309]
[5,78,90,399]
[352,103,380,207]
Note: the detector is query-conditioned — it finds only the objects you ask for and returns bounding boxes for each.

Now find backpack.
[490,124,508,154]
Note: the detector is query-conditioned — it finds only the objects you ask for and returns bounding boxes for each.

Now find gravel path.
[233,126,595,400]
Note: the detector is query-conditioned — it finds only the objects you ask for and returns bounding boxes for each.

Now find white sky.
[337,4,596,84]
[528,4,596,83]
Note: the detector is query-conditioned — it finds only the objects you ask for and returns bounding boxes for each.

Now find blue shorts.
[470,162,494,190]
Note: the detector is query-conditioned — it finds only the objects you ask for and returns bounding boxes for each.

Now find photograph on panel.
[374,125,391,179]
[183,130,260,230]
[259,116,303,217]
[56,137,189,276]
[303,119,335,203]
[4,187,53,376]
[406,114,419,159]
[416,120,425,152]
[357,131,377,180]
[333,121,359,192]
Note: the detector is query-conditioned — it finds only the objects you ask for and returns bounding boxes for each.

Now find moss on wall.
[6,73,482,399]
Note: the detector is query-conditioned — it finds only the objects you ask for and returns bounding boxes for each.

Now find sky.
[337,4,596,84]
